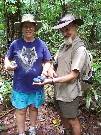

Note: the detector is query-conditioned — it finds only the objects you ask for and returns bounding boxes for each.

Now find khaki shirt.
[54,37,86,102]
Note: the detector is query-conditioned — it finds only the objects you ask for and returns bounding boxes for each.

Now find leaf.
[92,89,98,100]
[86,93,92,109]
[0,24,4,29]
[83,90,87,98]
[0,126,5,131]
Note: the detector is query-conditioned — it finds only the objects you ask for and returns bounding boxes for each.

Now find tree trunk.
[4,0,22,47]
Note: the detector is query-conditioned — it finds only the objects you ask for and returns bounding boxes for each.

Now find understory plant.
[83,51,101,116]
[0,76,12,107]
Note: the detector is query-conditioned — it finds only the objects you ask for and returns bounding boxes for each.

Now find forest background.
[0,0,101,122]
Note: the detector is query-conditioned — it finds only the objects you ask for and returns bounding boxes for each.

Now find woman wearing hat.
[4,14,52,135]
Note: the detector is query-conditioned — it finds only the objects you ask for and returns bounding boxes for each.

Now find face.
[22,22,35,39]
[60,22,78,45]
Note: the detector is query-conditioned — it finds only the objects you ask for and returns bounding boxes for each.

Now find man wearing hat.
[5,14,52,135]
[34,14,86,135]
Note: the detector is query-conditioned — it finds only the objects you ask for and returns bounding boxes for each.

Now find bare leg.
[29,104,38,126]
[58,111,72,134]
[58,112,81,135]
[68,117,81,135]
[16,108,27,134]
[58,111,71,130]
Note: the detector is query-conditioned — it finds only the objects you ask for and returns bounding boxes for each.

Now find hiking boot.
[29,128,36,135]
[64,129,72,135]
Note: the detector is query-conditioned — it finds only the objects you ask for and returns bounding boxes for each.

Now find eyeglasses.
[22,25,34,30]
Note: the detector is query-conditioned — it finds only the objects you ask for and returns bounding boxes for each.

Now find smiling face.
[22,22,36,41]
[60,22,78,45]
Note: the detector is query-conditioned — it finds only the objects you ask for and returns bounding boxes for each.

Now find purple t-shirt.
[6,38,52,93]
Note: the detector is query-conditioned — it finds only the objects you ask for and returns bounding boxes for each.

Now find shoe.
[64,129,72,135]
[29,128,36,135]
[18,132,26,135]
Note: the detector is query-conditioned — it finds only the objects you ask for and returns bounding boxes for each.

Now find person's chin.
[64,38,72,45]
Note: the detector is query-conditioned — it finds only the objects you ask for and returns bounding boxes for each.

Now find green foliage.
[83,50,101,115]
[0,0,101,115]
[0,1,6,46]
[0,76,12,104]
[0,126,5,131]
[36,1,63,56]
[71,0,101,50]
[44,85,54,104]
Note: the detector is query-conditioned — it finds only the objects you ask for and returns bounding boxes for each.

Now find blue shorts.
[11,89,45,109]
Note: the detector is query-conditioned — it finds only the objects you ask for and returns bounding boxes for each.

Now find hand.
[48,68,57,78]
[6,64,17,71]
[32,78,52,85]
[41,70,48,77]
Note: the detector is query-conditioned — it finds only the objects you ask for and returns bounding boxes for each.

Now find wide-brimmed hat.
[14,14,42,31]
[52,14,84,29]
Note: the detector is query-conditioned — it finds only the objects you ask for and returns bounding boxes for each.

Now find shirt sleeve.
[42,43,52,62]
[6,41,15,60]
[71,46,86,72]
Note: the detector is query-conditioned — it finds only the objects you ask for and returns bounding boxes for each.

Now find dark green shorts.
[54,96,80,118]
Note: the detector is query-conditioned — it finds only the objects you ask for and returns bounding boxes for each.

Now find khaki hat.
[14,14,42,31]
[52,14,84,29]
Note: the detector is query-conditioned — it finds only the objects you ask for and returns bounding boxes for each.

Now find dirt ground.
[0,99,101,135]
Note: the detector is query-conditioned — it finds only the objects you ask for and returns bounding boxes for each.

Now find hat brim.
[52,19,84,29]
[14,21,42,32]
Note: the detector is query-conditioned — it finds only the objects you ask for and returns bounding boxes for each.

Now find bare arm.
[42,60,52,77]
[52,70,79,83]
[4,57,17,71]
[33,69,79,85]
[47,64,57,78]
